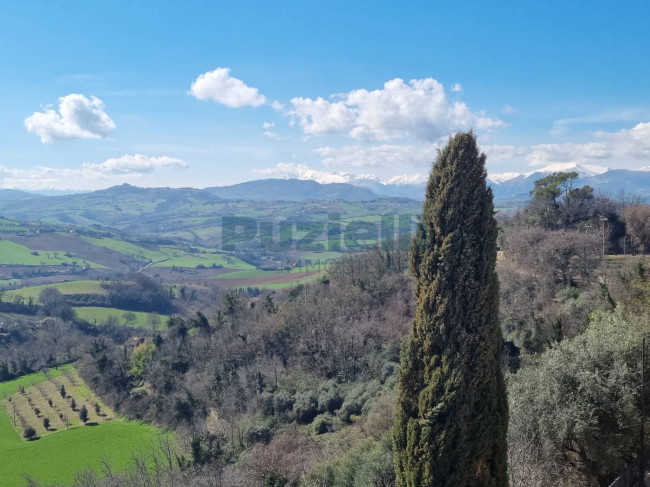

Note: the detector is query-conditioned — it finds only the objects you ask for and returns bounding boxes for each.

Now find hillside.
[205,179,381,201]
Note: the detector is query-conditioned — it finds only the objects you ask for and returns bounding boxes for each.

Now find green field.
[74,307,167,328]
[0,240,102,267]
[152,251,255,270]
[0,368,162,487]
[241,273,326,290]
[5,280,107,302]
[81,236,168,262]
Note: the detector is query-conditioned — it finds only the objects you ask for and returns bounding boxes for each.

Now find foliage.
[508,309,645,485]
[393,132,508,486]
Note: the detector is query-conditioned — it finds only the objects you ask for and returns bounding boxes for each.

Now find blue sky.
[1,0,650,190]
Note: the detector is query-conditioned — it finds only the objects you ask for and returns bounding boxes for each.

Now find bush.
[317,383,343,414]
[43,417,50,429]
[246,423,272,445]
[79,405,88,423]
[59,384,66,398]
[23,426,36,439]
[313,413,333,435]
[508,309,645,485]
[292,393,318,424]
[272,391,294,418]
[70,398,76,410]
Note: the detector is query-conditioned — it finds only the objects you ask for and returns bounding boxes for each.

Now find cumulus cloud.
[0,154,187,191]
[315,143,437,168]
[288,78,504,141]
[81,154,188,174]
[527,122,650,167]
[189,67,265,107]
[451,83,463,93]
[481,144,528,161]
[25,94,116,143]
[262,122,275,129]
[271,101,285,112]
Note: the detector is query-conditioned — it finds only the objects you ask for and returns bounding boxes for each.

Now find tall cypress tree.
[393,131,508,487]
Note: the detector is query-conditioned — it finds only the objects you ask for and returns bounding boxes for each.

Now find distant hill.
[0,183,421,241]
[0,189,39,201]
[0,184,224,229]
[205,179,380,201]
[486,164,650,203]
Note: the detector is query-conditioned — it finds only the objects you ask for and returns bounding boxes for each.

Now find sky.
[1,0,650,191]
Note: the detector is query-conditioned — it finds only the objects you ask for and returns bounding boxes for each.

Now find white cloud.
[0,154,187,191]
[263,131,278,138]
[451,83,463,93]
[25,94,116,143]
[503,104,516,113]
[288,97,356,135]
[288,77,504,141]
[271,100,285,112]
[189,67,265,107]
[527,122,650,167]
[262,121,274,129]
[315,143,437,168]
[81,154,187,174]
[481,144,527,161]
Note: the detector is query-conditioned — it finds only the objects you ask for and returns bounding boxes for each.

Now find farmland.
[4,280,108,302]
[0,367,163,487]
[0,240,101,267]
[73,307,167,329]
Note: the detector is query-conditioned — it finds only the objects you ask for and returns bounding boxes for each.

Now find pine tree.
[393,132,508,487]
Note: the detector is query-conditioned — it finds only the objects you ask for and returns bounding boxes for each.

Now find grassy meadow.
[0,240,101,267]
[73,307,168,328]
[0,367,163,487]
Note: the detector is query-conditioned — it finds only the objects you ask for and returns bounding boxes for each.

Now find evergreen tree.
[79,405,88,423]
[393,132,508,487]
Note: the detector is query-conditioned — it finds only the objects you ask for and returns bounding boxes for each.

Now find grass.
[243,273,326,290]
[81,236,168,262]
[152,251,255,270]
[0,365,72,400]
[74,307,168,329]
[0,367,162,487]
[0,240,103,267]
[5,280,107,302]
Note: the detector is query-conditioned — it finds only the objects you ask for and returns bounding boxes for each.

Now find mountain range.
[0,164,648,211]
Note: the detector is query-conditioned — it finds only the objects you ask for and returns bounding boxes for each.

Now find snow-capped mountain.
[488,163,609,184]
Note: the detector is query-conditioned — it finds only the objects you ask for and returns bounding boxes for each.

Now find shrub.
[272,391,294,418]
[313,413,333,435]
[317,383,343,414]
[23,426,36,439]
[292,393,318,424]
[79,405,88,423]
[246,423,272,445]
[70,398,76,410]
[94,403,101,414]
[43,417,50,429]
[48,398,53,407]
[59,384,66,398]
[34,407,40,416]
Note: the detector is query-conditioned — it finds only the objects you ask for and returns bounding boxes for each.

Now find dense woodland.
[2,168,650,486]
